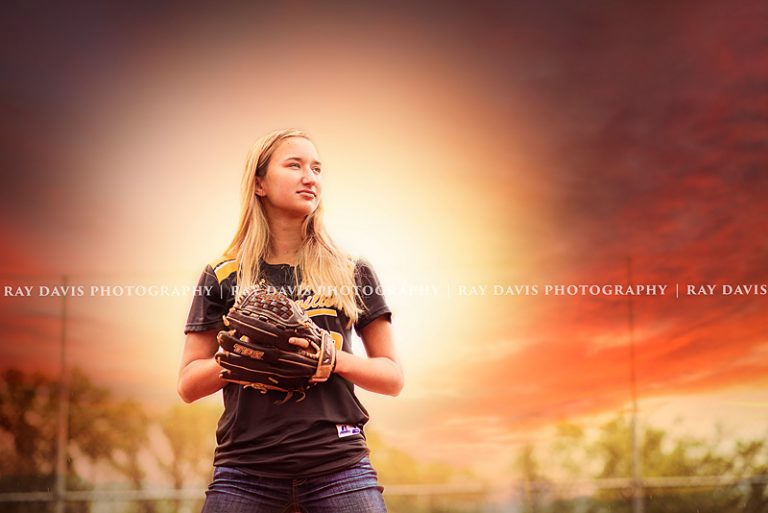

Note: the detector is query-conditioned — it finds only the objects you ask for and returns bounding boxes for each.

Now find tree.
[0,367,154,512]
[513,443,552,513]
[0,369,58,477]
[155,402,221,512]
[544,414,768,513]
[0,368,87,512]
[157,403,220,488]
[366,428,483,513]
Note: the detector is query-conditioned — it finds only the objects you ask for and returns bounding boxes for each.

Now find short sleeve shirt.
[184,257,392,478]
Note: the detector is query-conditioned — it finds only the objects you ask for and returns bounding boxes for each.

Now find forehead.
[272,137,320,162]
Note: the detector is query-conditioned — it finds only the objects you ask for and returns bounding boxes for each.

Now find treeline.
[15,366,764,513]
[514,416,768,513]
[0,367,221,512]
[0,368,479,513]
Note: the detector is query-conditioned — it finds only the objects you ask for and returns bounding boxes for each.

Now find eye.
[312,167,322,174]
[289,162,301,169]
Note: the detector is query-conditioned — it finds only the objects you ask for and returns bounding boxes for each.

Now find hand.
[288,337,310,349]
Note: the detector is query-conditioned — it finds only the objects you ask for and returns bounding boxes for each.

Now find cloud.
[1,0,767,474]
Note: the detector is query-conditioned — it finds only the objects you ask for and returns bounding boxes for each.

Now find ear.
[254,176,266,197]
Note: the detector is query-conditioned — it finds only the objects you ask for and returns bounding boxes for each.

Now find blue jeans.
[201,456,387,513]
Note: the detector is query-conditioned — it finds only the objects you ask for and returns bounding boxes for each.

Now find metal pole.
[55,275,70,513]
[627,258,643,513]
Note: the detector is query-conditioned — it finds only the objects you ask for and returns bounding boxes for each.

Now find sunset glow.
[1,1,767,480]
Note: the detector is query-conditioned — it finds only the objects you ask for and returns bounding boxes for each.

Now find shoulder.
[208,255,238,285]
[353,257,381,285]
[351,256,372,275]
[184,256,238,334]
[351,256,391,333]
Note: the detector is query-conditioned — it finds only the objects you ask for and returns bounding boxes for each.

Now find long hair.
[223,128,362,322]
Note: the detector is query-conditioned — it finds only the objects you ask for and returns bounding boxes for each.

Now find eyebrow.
[283,155,322,166]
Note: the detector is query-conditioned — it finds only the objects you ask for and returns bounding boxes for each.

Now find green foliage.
[552,421,588,479]
[153,399,221,513]
[367,429,488,513]
[513,414,768,513]
[367,428,474,485]
[0,369,58,477]
[0,368,150,488]
[587,415,751,481]
[68,368,150,487]
[515,443,542,481]
[156,402,221,488]
[6,365,768,513]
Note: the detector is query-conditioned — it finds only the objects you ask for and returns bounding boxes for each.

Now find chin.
[290,204,318,218]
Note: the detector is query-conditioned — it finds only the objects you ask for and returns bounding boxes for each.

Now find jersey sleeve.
[184,265,230,334]
[353,259,392,336]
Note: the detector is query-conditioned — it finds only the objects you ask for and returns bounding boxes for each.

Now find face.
[255,137,323,219]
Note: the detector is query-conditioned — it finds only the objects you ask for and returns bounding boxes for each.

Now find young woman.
[178,128,403,513]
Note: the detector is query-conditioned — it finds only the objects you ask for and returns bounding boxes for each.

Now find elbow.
[177,378,196,404]
[387,367,405,397]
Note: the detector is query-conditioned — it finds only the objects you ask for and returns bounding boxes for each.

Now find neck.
[265,211,305,265]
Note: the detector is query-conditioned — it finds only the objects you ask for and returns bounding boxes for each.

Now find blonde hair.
[223,128,362,322]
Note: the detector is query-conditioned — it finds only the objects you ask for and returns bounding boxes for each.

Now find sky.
[1,0,767,480]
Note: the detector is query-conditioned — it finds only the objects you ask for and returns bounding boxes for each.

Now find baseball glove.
[215,287,337,403]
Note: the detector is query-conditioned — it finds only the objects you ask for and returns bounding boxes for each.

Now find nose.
[300,166,318,184]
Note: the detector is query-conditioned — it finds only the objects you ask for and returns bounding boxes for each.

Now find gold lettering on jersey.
[307,308,338,318]
[295,293,336,311]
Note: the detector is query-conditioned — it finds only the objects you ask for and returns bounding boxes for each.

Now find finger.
[289,337,310,348]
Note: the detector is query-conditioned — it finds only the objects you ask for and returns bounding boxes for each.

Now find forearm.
[334,350,403,396]
[178,357,226,403]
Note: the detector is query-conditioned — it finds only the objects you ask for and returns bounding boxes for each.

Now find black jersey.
[184,257,392,478]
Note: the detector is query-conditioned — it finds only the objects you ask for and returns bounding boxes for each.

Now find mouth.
[297,190,317,199]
